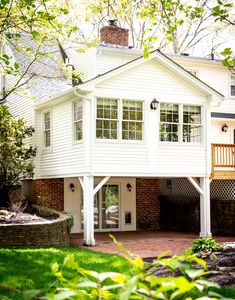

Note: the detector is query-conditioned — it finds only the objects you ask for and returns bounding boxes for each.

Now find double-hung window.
[74,100,83,141]
[160,103,179,142]
[43,112,51,147]
[122,100,143,140]
[231,74,235,97]
[183,105,202,143]
[160,103,202,143]
[96,98,118,139]
[96,97,143,141]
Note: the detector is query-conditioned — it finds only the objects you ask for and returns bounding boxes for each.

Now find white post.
[83,175,95,246]
[200,177,212,237]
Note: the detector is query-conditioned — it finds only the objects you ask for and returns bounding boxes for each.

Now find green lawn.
[0,246,129,299]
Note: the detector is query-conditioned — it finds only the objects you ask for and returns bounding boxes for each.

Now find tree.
[0,0,84,102]
[0,104,36,208]
[83,0,227,56]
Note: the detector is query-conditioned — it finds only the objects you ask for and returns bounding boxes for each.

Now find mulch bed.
[145,244,235,287]
[0,207,59,224]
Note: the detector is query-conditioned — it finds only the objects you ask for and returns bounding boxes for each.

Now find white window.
[122,100,143,140]
[43,112,51,147]
[160,103,202,143]
[74,100,83,140]
[96,98,118,139]
[160,103,179,142]
[96,97,143,140]
[231,75,235,96]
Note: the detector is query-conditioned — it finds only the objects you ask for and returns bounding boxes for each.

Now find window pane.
[45,130,50,147]
[75,121,82,140]
[44,112,50,130]
[183,105,201,124]
[74,100,82,121]
[160,124,179,142]
[183,125,202,143]
[102,185,119,229]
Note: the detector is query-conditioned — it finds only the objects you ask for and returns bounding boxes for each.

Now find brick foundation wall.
[136,178,160,229]
[100,25,129,46]
[34,178,64,211]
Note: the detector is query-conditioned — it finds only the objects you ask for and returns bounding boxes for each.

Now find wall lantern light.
[221,124,228,133]
[150,98,159,110]
[127,183,132,192]
[70,183,75,192]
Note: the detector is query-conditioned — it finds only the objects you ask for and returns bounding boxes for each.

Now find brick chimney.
[100,20,129,47]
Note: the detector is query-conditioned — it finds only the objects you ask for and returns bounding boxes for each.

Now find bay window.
[160,103,202,143]
[96,97,143,141]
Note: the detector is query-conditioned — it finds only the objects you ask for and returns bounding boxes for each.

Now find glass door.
[101,185,119,230]
[81,184,120,231]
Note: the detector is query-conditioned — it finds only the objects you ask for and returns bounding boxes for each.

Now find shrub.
[66,212,74,233]
[191,238,223,254]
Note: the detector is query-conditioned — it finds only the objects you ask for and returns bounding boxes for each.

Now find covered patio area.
[70,230,235,258]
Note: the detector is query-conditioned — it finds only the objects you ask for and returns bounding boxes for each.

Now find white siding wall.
[92,60,208,177]
[66,44,96,82]
[36,58,210,178]
[96,51,139,75]
[35,98,86,178]
[173,58,235,114]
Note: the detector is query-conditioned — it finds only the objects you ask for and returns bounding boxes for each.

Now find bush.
[191,238,223,254]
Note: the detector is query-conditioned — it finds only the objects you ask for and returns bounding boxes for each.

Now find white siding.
[66,44,96,82]
[35,99,86,178]
[96,51,138,75]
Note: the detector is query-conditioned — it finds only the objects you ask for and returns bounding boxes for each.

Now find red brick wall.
[100,26,129,46]
[34,179,64,211]
[136,178,160,229]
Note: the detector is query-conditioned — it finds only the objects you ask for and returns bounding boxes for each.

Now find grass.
[0,246,129,299]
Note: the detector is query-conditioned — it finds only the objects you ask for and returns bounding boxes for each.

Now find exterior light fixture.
[150,98,159,110]
[221,124,228,133]
[127,183,132,192]
[70,183,75,192]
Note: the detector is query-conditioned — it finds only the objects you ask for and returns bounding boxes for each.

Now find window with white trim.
[74,100,83,140]
[96,97,143,140]
[160,103,179,142]
[160,103,202,143]
[43,112,51,147]
[231,75,235,96]
[122,100,143,140]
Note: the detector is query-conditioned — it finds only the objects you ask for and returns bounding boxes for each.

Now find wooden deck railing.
[211,143,235,168]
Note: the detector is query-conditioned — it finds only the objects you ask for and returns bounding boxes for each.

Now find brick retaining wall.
[0,212,70,246]
[136,178,160,229]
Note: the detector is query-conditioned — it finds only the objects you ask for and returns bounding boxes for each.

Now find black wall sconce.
[221,124,228,133]
[150,98,159,110]
[127,183,132,192]
[70,183,75,192]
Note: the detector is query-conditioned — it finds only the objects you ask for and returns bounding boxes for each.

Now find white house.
[3,22,235,245]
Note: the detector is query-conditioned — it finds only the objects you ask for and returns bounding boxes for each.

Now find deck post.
[199,177,212,237]
[83,175,96,246]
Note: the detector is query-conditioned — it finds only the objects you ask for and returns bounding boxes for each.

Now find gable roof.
[78,49,224,99]
[35,48,224,109]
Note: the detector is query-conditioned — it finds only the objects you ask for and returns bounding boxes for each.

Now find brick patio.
[70,230,235,258]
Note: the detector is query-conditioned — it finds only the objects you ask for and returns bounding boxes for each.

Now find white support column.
[83,175,96,246]
[200,177,212,237]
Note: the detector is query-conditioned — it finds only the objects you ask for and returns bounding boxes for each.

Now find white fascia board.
[34,87,89,110]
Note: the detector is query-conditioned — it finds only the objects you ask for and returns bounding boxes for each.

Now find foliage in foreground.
[0,104,36,208]
[191,238,223,254]
[1,237,234,300]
